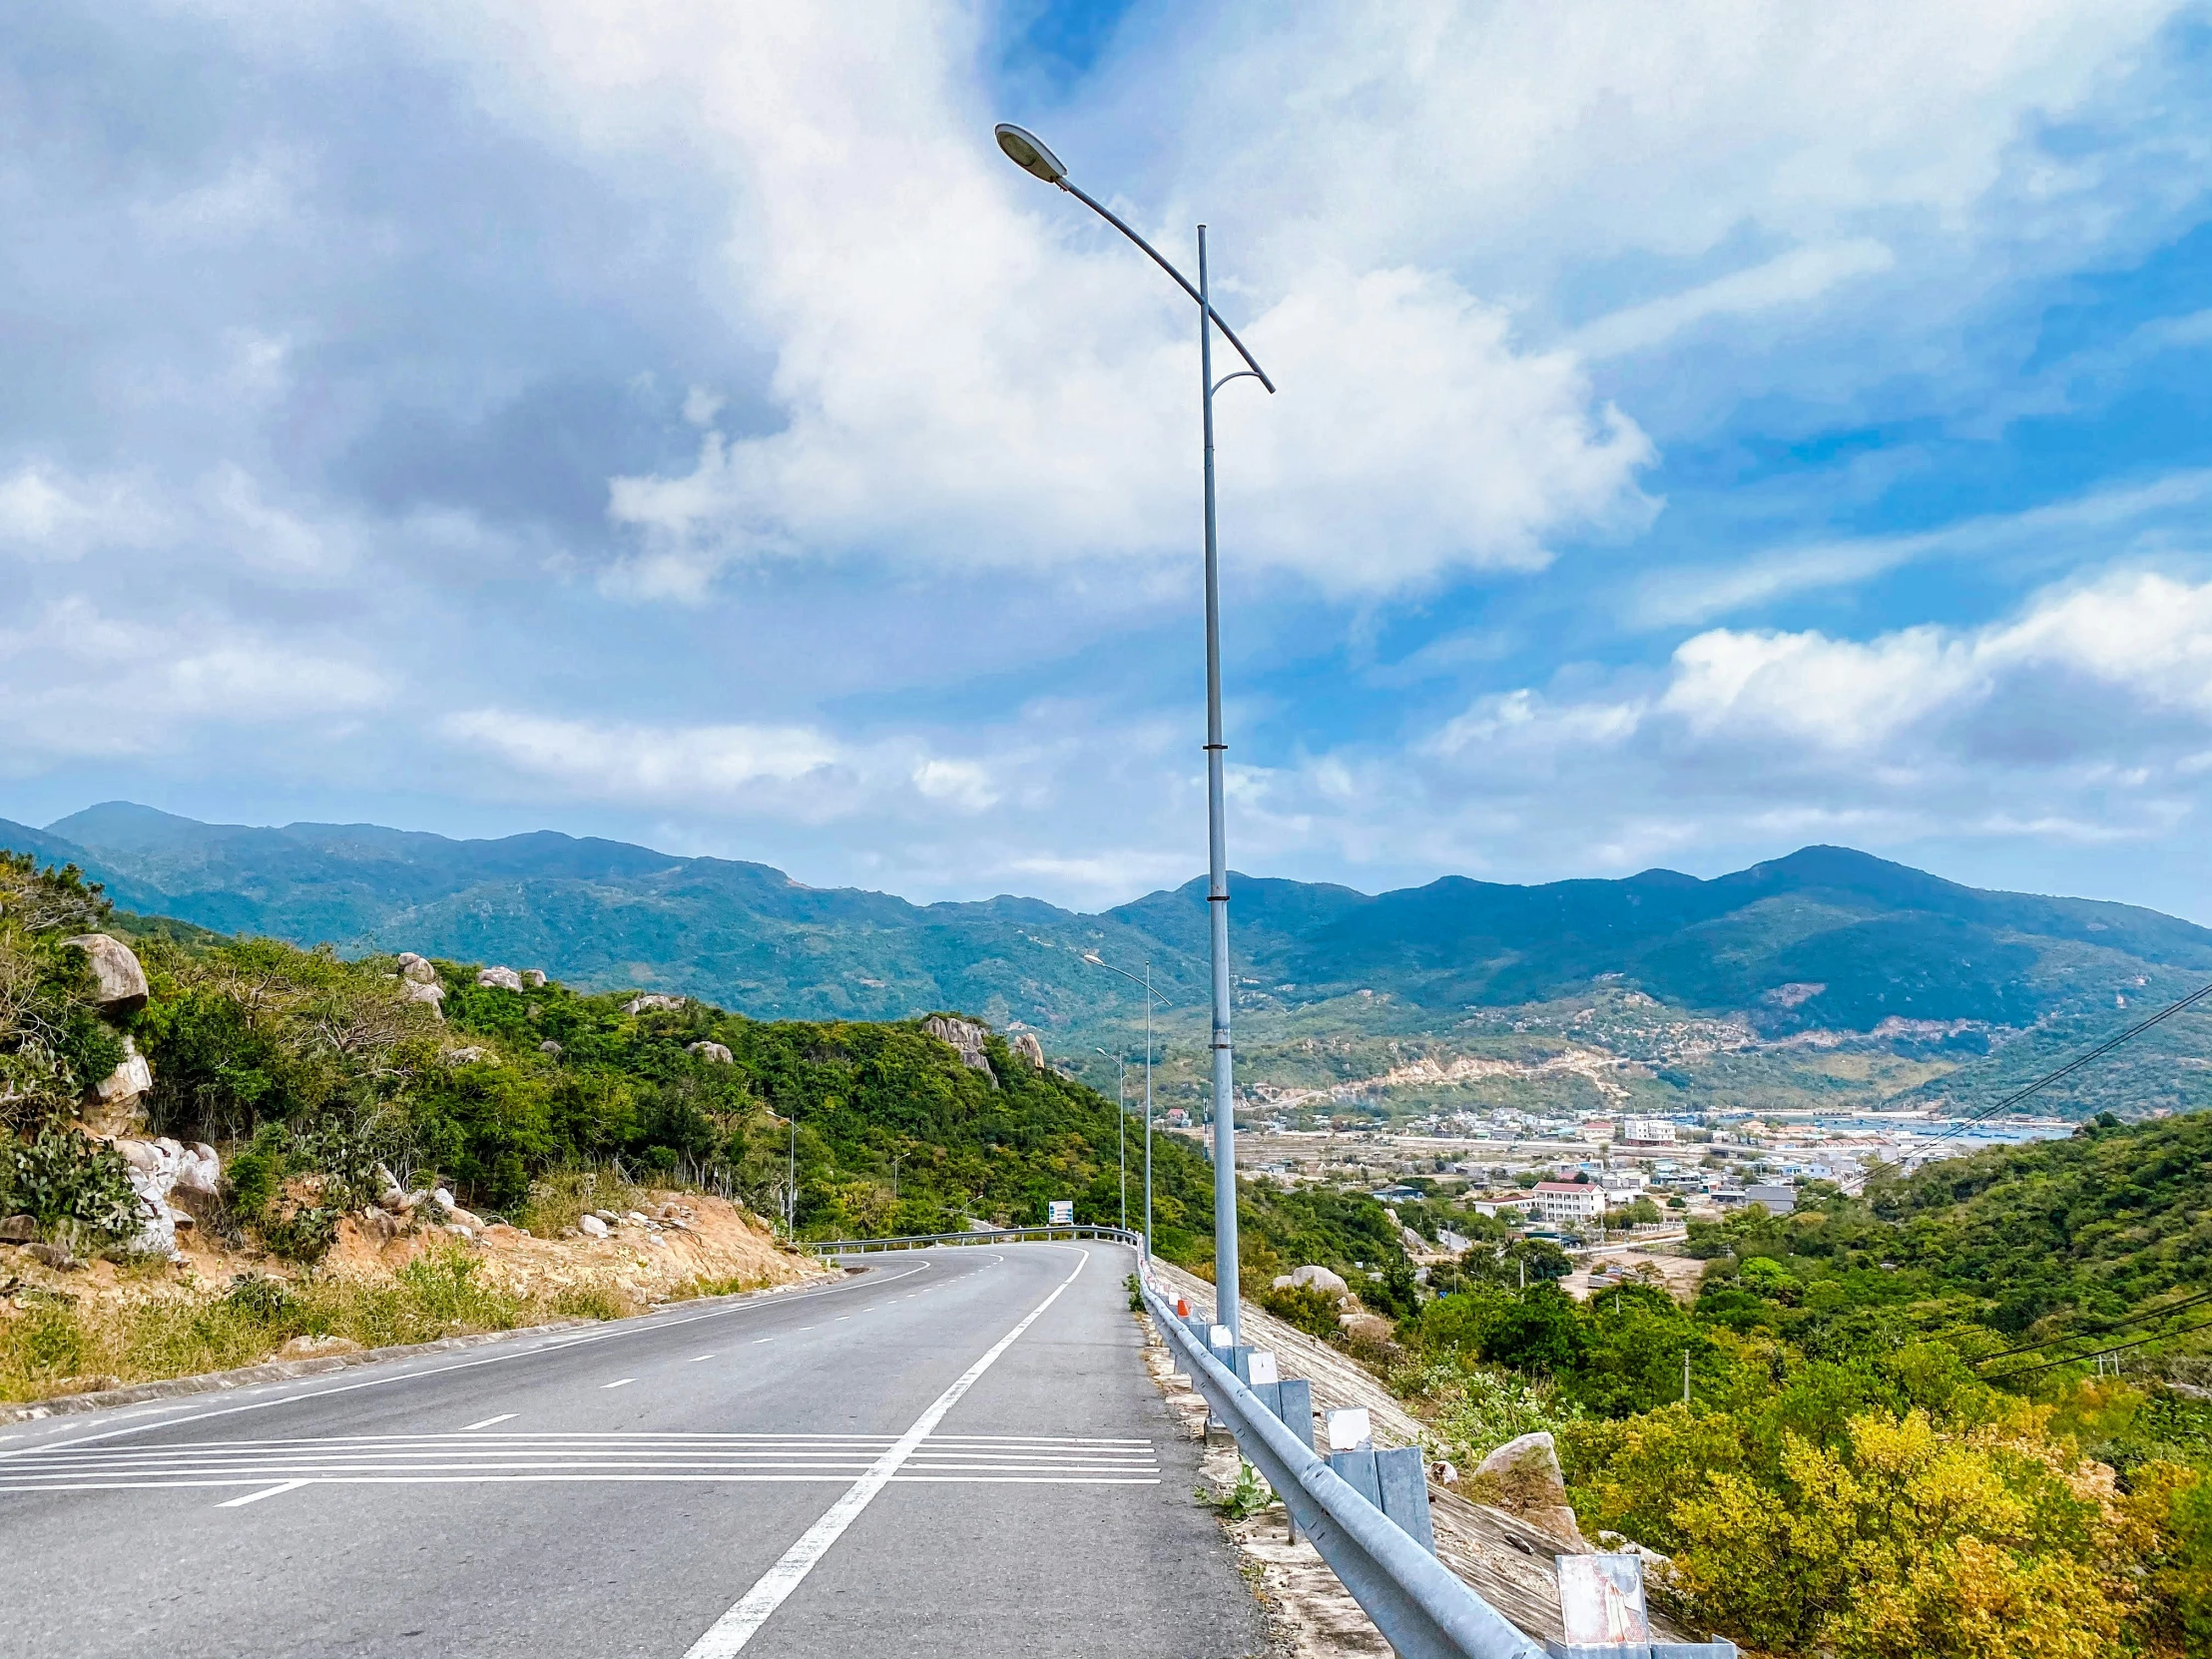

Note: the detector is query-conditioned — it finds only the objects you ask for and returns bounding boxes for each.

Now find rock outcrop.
[60,933,149,1015]
[83,1034,155,1134]
[689,1041,734,1064]
[521,969,547,988]
[1009,1030,1045,1069]
[109,1136,221,1259]
[475,965,525,992]
[624,994,686,1015]
[1468,1431,1585,1546]
[922,1015,997,1085]
[396,952,439,985]
[397,977,445,1019]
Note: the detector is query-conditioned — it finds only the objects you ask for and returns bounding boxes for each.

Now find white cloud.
[397,1,1657,598]
[0,597,389,762]
[0,467,164,562]
[1572,241,1898,361]
[440,707,1005,822]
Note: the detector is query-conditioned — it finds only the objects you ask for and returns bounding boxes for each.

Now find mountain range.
[9,802,2211,1118]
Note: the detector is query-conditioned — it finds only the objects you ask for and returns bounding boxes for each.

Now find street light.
[1082,951,1169,1272]
[999,123,1275,1342]
[1095,1047,1127,1232]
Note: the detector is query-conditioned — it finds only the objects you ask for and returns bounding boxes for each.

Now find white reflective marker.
[1247,1351,1279,1386]
[1326,1407,1372,1451]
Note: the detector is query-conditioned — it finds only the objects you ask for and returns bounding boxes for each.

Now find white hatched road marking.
[0,1431,1158,1495]
[682,1248,1092,1659]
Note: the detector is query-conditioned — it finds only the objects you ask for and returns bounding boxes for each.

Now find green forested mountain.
[10,803,2212,1120]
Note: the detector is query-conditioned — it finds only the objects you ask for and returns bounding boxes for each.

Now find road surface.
[0,1243,1265,1658]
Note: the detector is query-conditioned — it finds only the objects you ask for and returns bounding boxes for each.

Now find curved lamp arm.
[995,125,1274,394]
[1055,179,1277,395]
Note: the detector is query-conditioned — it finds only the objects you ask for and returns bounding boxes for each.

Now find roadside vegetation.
[1362,1117,2212,1657]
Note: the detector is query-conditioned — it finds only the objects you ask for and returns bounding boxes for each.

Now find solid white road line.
[217,1478,308,1508]
[458,1413,517,1431]
[602,1379,635,1390]
[681,1249,1091,1659]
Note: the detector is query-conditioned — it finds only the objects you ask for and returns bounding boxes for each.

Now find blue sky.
[9,2,2212,919]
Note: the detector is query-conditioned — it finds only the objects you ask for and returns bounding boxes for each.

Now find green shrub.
[0,1128,141,1242]
[1259,1282,1341,1339]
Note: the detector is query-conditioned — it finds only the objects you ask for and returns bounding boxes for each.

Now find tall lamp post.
[998,123,1275,1341]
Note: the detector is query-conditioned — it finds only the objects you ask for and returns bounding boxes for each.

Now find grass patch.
[0,1246,631,1403]
[669,1272,774,1302]
[514,1167,648,1239]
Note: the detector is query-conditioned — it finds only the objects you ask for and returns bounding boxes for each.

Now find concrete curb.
[0,1274,832,1426]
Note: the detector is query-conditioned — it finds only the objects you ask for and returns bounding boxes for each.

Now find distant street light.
[1082,951,1168,1267]
[1095,1047,1128,1232]
[1000,122,1275,1341]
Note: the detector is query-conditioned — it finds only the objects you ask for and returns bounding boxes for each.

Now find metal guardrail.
[1141,1276,1546,1659]
[804,1225,1143,1255]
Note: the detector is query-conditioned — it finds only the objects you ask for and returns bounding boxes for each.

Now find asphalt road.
[0,1244,1265,1659]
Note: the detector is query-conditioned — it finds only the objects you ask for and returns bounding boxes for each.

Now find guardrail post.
[1377,1446,1436,1555]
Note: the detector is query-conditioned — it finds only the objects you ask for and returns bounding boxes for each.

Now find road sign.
[1046,1200,1073,1225]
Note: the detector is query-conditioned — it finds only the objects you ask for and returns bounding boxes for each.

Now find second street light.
[1095,1047,1128,1232]
[1083,950,1166,1264]
[995,121,1276,1339]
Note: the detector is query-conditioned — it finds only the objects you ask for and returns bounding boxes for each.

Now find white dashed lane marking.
[459,1414,516,1431]
[216,1478,308,1508]
[601,1380,635,1390]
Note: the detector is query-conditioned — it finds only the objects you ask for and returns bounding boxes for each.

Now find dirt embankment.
[1,1192,832,1405]
[323,1192,829,1304]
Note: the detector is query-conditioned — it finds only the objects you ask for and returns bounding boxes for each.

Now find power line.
[1980,1312,2212,1381]
[1969,1288,2212,1365]
[1881,978,2212,1175]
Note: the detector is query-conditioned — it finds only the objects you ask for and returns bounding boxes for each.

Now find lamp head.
[994,123,1067,185]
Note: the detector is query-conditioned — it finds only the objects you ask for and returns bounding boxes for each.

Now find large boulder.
[83,1035,154,1134]
[1469,1431,1586,1545]
[1009,1030,1045,1069]
[395,952,439,985]
[689,1041,735,1064]
[397,978,445,1019]
[60,934,149,1016]
[624,993,686,1015]
[521,969,547,988]
[476,965,524,992]
[1284,1264,1350,1299]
